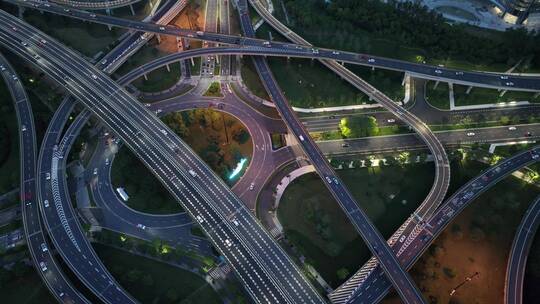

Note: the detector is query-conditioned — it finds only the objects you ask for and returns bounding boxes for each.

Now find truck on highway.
[196,31,204,36]
[188,169,197,177]
[116,187,129,202]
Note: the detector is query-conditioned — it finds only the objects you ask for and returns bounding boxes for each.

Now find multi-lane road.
[9,0,540,92]
[235,0,429,302]
[505,194,540,304]
[0,55,90,304]
[0,10,326,304]
[332,146,540,303]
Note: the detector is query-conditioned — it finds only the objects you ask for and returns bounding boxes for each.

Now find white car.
[44,199,49,208]
[455,71,464,75]
[466,132,475,137]
[93,168,98,175]
[500,75,509,80]
[91,74,98,80]
[105,158,109,165]
[387,119,395,123]
[196,215,204,223]
[39,262,47,272]
[45,172,51,180]
[21,125,27,131]
[325,176,332,184]
[232,219,239,226]
[136,224,146,230]
[159,26,165,31]
[368,58,375,63]
[224,239,233,247]
[249,183,254,191]
[41,243,48,252]
[0,65,5,71]
[506,82,514,86]
[435,69,442,74]
[332,51,340,55]
[508,126,517,131]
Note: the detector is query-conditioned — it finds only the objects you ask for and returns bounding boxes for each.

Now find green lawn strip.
[0,220,22,235]
[132,63,182,93]
[453,85,540,106]
[278,163,435,286]
[424,81,450,110]
[93,243,221,304]
[255,24,405,107]
[23,10,124,57]
[203,82,223,97]
[114,42,169,77]
[240,58,269,99]
[111,147,183,214]
[189,57,201,76]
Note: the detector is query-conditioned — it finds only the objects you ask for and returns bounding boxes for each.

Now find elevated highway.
[340,147,540,304]
[51,0,141,10]
[0,10,325,304]
[236,1,428,303]
[505,194,540,304]
[9,0,540,92]
[0,55,90,304]
[37,104,138,304]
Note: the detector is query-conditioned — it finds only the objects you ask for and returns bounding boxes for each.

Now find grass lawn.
[453,85,540,106]
[23,10,124,57]
[254,25,405,107]
[278,163,435,286]
[424,81,450,110]
[0,265,56,304]
[189,57,202,76]
[403,165,540,304]
[162,109,253,185]
[111,147,183,214]
[203,82,223,97]
[93,243,221,304]
[115,41,170,77]
[525,233,540,302]
[132,63,182,93]
[0,79,20,193]
[240,58,269,99]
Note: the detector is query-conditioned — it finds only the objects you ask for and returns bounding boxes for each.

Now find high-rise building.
[501,0,540,23]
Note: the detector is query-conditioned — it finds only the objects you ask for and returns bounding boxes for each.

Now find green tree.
[336,268,350,280]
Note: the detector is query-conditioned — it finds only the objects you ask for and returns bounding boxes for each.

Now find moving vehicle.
[466,132,475,137]
[41,243,48,252]
[189,169,197,177]
[39,261,47,272]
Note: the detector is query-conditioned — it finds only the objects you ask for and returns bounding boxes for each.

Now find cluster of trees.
[162,109,250,182]
[113,148,182,214]
[338,115,379,138]
[283,0,540,68]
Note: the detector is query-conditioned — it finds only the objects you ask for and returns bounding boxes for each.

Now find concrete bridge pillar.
[433,80,440,90]
[191,57,195,66]
[401,73,409,86]
[129,4,135,16]
[166,64,170,72]
[534,92,540,98]
[143,74,148,81]
[371,66,375,71]
[215,56,220,64]
[156,35,161,44]
[466,86,473,94]
[106,9,111,15]
[499,90,507,97]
